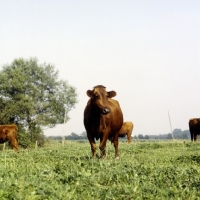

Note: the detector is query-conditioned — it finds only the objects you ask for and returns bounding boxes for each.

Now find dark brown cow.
[110,121,134,144]
[0,124,18,150]
[189,118,200,142]
[84,85,123,158]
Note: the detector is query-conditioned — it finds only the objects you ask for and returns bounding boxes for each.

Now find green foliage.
[1,141,200,199]
[0,58,78,146]
[16,124,32,148]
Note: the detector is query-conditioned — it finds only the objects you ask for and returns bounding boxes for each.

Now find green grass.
[1,140,200,199]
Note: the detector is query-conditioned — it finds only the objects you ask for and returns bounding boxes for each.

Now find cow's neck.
[89,105,103,128]
[90,104,101,117]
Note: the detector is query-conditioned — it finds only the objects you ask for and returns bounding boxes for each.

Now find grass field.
[1,140,200,199]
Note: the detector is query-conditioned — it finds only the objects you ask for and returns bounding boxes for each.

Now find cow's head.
[87,85,116,114]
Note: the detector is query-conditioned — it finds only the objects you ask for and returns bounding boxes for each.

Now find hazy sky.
[1,0,200,136]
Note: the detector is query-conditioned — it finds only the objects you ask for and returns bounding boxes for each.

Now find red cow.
[0,124,18,151]
[84,85,123,158]
[110,121,134,144]
[189,118,200,142]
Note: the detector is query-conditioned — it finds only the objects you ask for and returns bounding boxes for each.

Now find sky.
[0,0,200,136]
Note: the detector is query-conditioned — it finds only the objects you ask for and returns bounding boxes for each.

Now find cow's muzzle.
[102,108,110,114]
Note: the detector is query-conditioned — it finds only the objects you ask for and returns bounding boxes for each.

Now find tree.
[80,131,87,137]
[138,134,144,139]
[70,132,79,140]
[165,133,173,139]
[182,130,190,139]
[144,135,150,139]
[173,128,190,139]
[0,58,78,146]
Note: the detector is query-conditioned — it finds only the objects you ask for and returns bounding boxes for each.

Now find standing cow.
[0,124,19,151]
[109,121,134,144]
[189,118,200,142]
[84,85,123,158]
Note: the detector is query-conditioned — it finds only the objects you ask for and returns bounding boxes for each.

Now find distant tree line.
[47,131,87,141]
[135,129,190,140]
[47,128,191,141]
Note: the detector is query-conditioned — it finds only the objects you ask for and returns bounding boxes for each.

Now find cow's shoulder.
[189,118,200,126]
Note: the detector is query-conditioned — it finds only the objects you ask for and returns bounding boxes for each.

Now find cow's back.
[118,122,133,135]
[189,118,200,131]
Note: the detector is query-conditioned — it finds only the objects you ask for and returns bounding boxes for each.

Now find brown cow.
[189,118,200,142]
[84,85,123,158]
[109,121,134,144]
[0,124,18,150]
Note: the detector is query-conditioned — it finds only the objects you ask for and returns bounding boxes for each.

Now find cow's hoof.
[115,156,120,160]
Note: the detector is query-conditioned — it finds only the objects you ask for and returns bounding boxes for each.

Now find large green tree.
[0,58,78,146]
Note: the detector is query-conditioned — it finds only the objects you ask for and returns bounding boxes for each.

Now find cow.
[109,121,134,144]
[84,85,123,158]
[189,118,200,142]
[0,124,18,151]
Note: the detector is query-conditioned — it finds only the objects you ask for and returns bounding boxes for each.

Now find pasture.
[1,140,200,199]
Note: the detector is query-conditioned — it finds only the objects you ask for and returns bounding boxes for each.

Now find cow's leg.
[113,133,119,158]
[127,126,133,143]
[99,134,109,159]
[194,134,198,142]
[190,132,194,142]
[13,139,19,151]
[5,130,18,152]
[87,134,96,158]
[8,138,18,151]
[127,132,131,144]
[109,134,114,145]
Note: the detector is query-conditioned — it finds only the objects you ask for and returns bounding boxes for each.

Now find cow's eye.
[94,94,100,99]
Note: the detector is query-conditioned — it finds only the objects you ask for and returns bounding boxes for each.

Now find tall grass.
[0,140,200,199]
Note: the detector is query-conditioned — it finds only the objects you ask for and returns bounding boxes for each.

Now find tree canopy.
[0,58,78,146]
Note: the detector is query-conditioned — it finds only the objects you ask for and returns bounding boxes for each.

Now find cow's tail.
[15,131,18,142]
[15,125,18,142]
[14,124,18,131]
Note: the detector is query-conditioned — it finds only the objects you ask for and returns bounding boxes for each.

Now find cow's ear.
[108,91,116,98]
[87,90,93,97]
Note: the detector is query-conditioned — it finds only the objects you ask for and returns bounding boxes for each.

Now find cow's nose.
[102,108,110,114]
